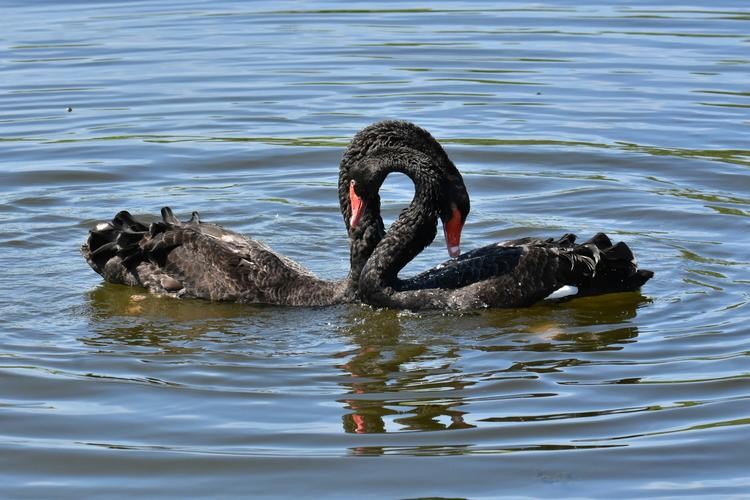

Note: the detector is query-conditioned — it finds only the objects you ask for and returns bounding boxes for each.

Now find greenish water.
[2,1,749,498]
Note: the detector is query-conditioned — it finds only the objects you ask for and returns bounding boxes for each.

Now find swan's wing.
[398,234,576,291]
[397,232,652,308]
[82,208,322,303]
[399,245,525,291]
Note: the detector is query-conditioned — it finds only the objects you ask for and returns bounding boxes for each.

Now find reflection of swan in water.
[81,279,650,436]
[82,284,263,350]
[479,291,650,351]
[335,291,649,436]
[337,309,475,435]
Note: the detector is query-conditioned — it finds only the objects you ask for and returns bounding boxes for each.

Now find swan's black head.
[347,143,470,258]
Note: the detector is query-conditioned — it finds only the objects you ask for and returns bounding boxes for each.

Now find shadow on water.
[81,283,265,351]
[334,292,650,437]
[478,292,650,354]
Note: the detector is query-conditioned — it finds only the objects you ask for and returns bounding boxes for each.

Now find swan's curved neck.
[343,202,384,298]
[357,155,451,309]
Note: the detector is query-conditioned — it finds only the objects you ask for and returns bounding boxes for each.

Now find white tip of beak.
[448,245,461,258]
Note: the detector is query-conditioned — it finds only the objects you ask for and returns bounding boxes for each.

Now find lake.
[2,1,749,497]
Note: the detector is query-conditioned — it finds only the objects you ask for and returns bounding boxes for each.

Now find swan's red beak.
[443,206,463,258]
[349,181,365,229]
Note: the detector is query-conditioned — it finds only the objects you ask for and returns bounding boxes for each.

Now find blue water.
[2,1,749,497]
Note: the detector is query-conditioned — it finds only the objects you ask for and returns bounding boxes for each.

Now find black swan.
[81,121,470,306]
[348,124,654,310]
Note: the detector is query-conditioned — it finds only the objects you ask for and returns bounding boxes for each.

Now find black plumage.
[82,207,350,305]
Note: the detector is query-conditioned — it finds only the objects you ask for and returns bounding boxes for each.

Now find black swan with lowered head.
[348,123,654,310]
[81,121,470,306]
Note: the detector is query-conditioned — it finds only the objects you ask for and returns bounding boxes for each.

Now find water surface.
[2,1,750,497]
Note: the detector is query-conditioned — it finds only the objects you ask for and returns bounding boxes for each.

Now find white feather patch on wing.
[544,285,579,300]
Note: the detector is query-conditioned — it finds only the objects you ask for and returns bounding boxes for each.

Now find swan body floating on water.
[81,121,468,306]
[347,122,653,310]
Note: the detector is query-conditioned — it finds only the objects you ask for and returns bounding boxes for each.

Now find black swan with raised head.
[348,123,654,310]
[81,121,470,306]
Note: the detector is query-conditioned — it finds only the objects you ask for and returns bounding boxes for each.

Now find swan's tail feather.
[81,211,147,282]
[161,206,180,225]
[113,210,148,233]
[560,242,600,280]
[583,232,612,250]
[576,235,653,295]
[82,207,187,284]
[556,233,577,246]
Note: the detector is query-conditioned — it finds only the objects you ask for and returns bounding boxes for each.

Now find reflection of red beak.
[349,181,365,229]
[442,207,463,258]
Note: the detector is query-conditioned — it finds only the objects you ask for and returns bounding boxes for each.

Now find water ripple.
[2,0,750,497]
